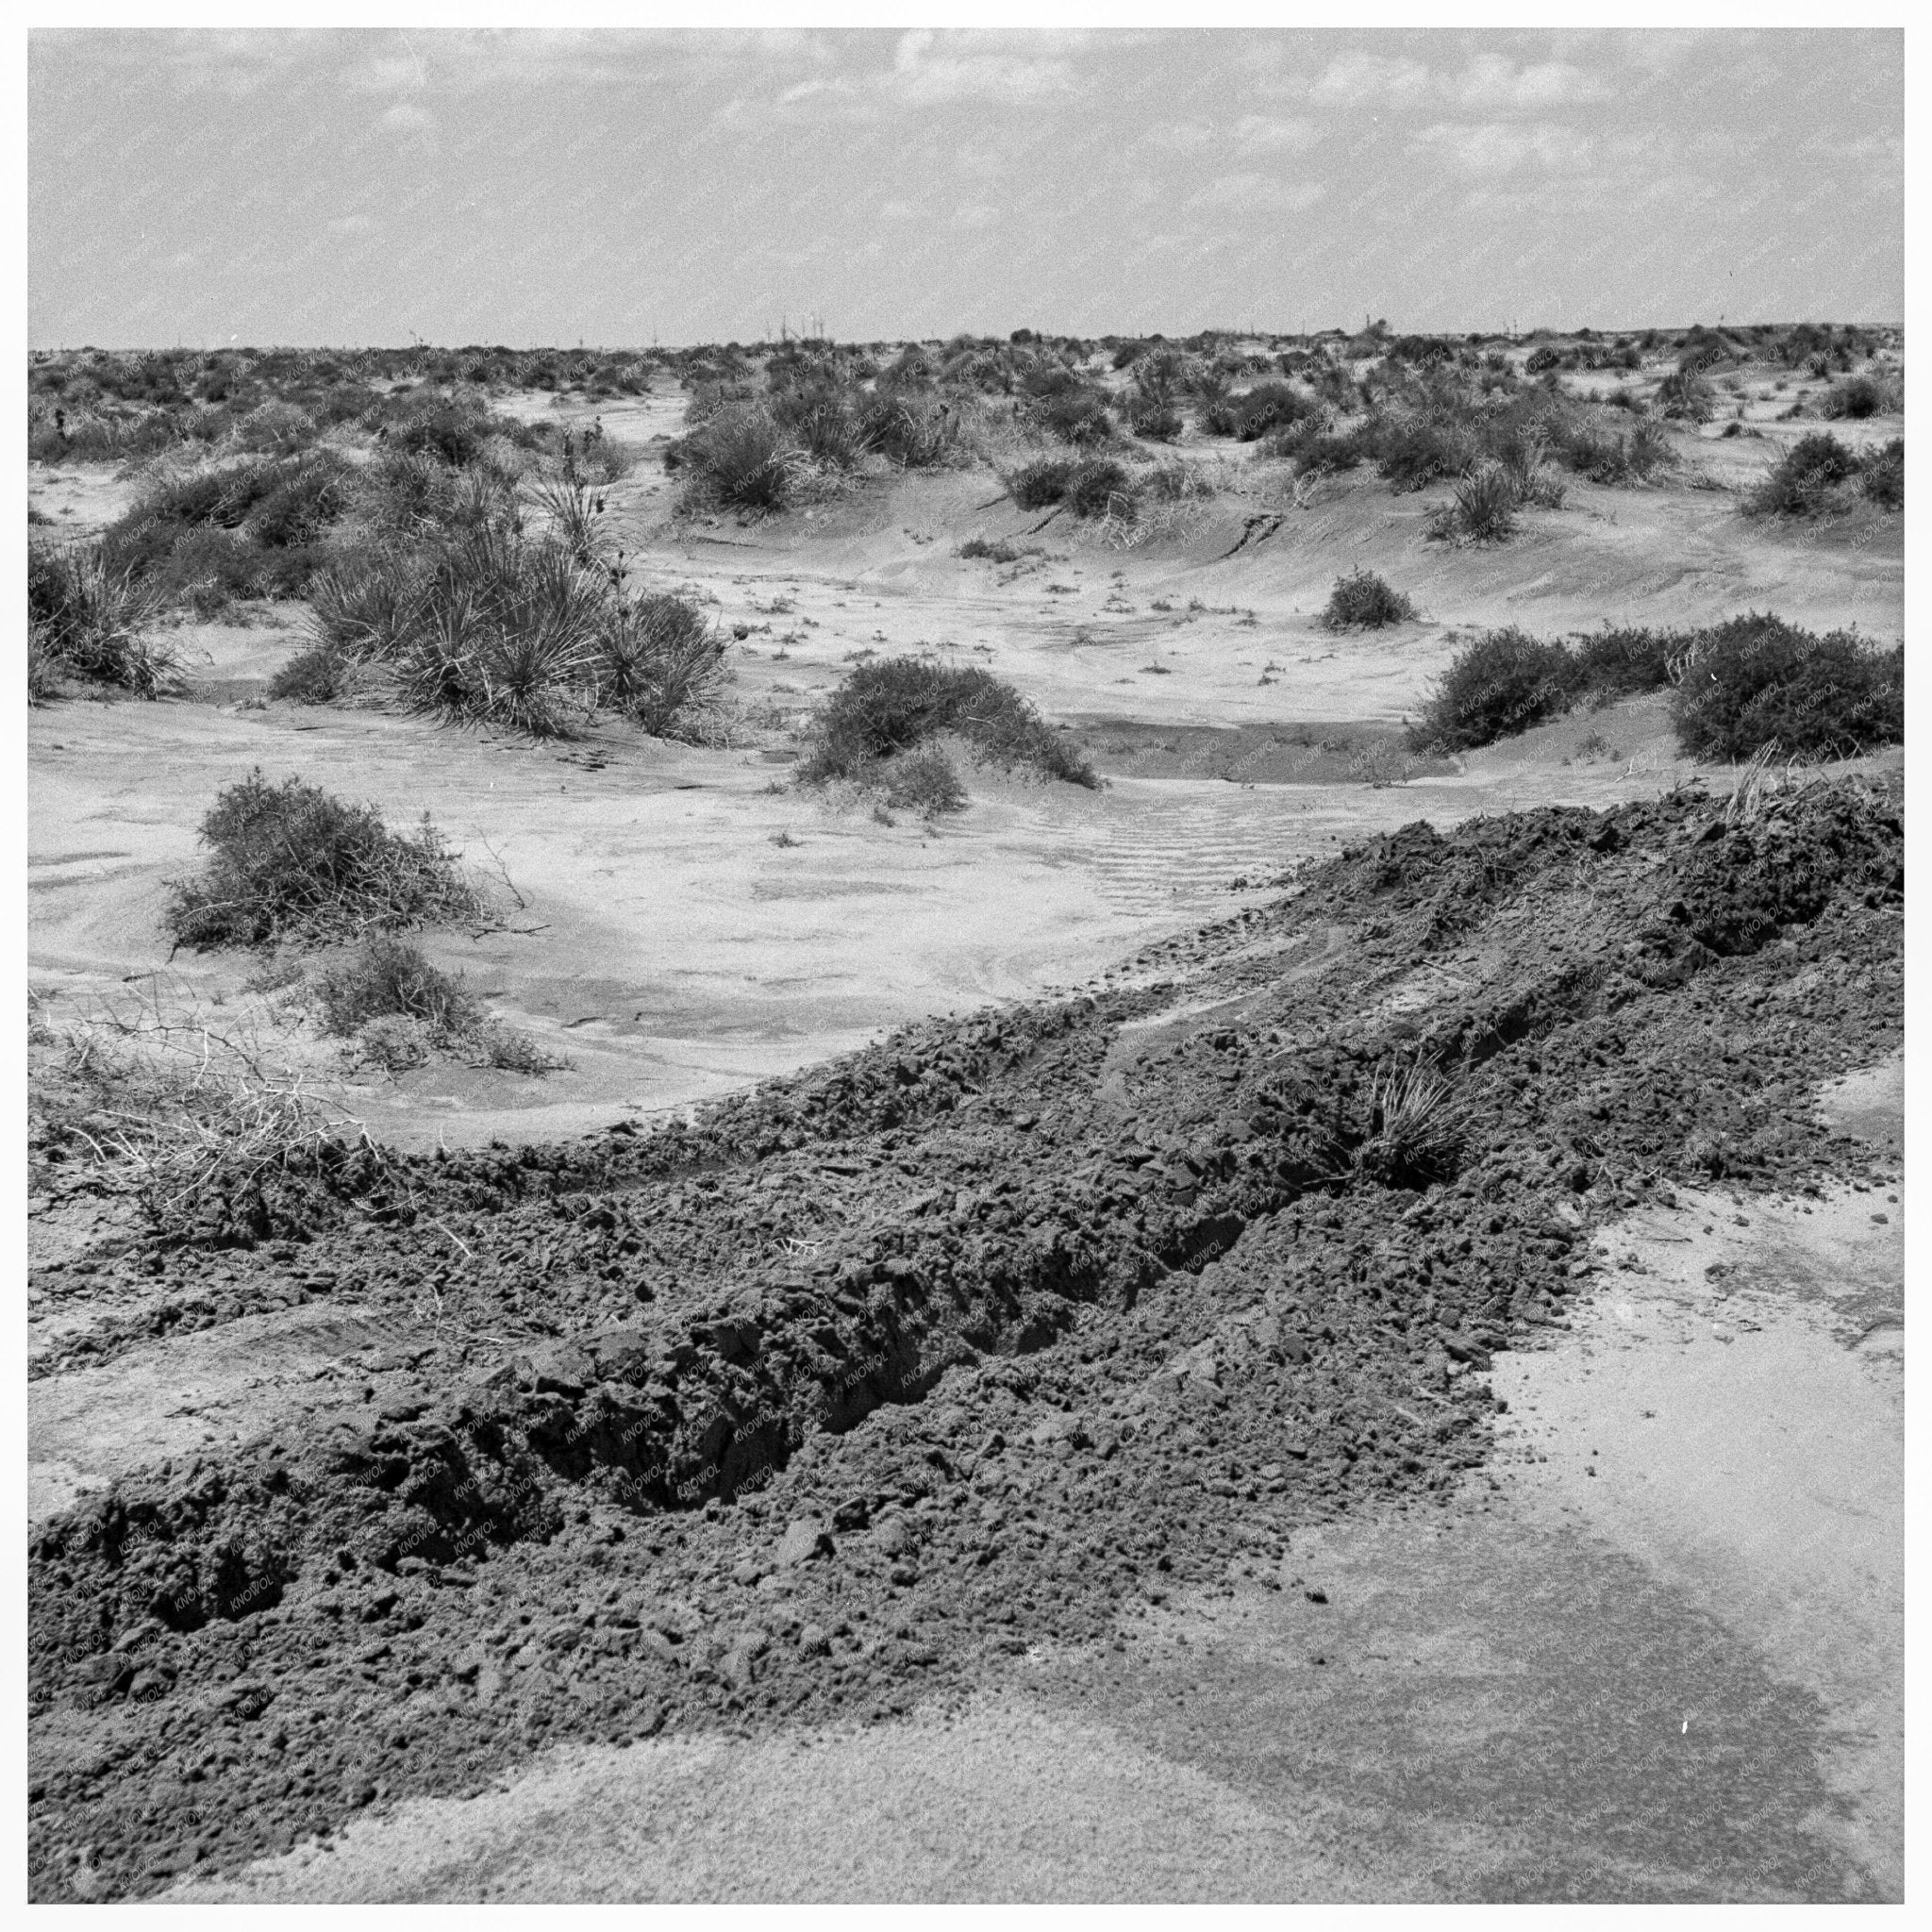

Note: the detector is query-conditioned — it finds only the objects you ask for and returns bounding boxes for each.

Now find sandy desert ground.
[26,337,1905,1901]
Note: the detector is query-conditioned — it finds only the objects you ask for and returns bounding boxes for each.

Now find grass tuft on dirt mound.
[164,770,483,952]
[797,656,1098,793]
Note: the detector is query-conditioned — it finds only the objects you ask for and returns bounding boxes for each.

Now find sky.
[27,26,1904,350]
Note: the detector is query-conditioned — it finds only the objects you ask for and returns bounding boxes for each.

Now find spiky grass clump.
[1353,1059,1465,1189]
[1427,462,1517,543]
[1321,569,1415,631]
[670,404,802,511]
[592,592,726,738]
[27,541,175,695]
[164,770,483,951]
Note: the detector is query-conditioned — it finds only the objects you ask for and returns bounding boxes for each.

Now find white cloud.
[1411,121,1593,178]
[879,198,919,221]
[383,99,435,132]
[950,204,1001,230]
[1232,114,1319,152]
[1309,53,1432,106]
[1186,173,1325,214]
[1309,50,1610,114]
[327,213,375,235]
[1445,55,1610,109]
[1148,122,1215,152]
[888,28,1076,104]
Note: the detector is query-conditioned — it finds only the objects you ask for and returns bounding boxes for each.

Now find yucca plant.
[1353,1059,1465,1188]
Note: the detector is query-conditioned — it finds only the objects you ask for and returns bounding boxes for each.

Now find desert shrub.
[1129,403,1184,442]
[1862,437,1904,509]
[1321,569,1415,631]
[1657,367,1716,421]
[164,770,482,950]
[266,642,352,705]
[1144,460,1216,503]
[1427,462,1517,543]
[1671,613,1904,761]
[1216,381,1315,441]
[1569,624,1695,698]
[959,537,1021,562]
[1746,432,1862,516]
[859,391,959,468]
[1010,458,1077,509]
[671,403,800,510]
[591,591,724,738]
[26,540,175,694]
[1065,458,1136,519]
[1407,626,1579,752]
[314,938,567,1074]
[799,657,1096,789]
[1374,416,1464,491]
[234,400,318,454]
[1265,422,1366,473]
[366,390,500,466]
[27,632,61,704]
[316,935,481,1037]
[881,743,966,818]
[1626,415,1674,478]
[1823,375,1884,420]
[308,558,423,660]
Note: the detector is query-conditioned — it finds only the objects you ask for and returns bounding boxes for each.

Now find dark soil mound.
[28,774,1904,1898]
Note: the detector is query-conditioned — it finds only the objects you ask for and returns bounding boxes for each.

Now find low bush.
[799,657,1096,790]
[1863,437,1904,509]
[164,770,482,950]
[316,937,566,1074]
[1321,569,1415,630]
[959,537,1022,562]
[1746,431,1862,516]
[266,642,352,705]
[1065,458,1136,520]
[1822,375,1895,420]
[1671,613,1904,761]
[1009,458,1077,509]
[1570,624,1697,697]
[1407,626,1579,752]
[316,934,480,1037]
[670,403,801,510]
[881,743,967,818]
[1374,416,1466,491]
[1657,367,1716,421]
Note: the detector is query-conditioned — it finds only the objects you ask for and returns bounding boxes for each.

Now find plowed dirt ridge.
[27,774,1905,1900]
